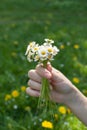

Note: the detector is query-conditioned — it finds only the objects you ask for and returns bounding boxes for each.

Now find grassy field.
[0,0,87,129]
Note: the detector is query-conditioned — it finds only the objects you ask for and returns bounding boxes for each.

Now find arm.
[66,86,87,125]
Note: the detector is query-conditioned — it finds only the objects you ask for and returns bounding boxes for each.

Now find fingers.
[28,80,41,90]
[36,64,63,84]
[28,78,53,91]
[36,64,52,79]
[46,63,52,72]
[27,78,53,97]
[28,69,42,83]
[26,87,40,97]
[28,64,52,83]
[27,79,41,97]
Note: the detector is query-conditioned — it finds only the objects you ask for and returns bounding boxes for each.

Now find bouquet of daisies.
[25,39,59,111]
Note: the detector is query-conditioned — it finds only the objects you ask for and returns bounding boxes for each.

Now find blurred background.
[0,0,87,129]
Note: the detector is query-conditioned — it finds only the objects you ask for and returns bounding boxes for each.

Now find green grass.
[0,0,87,129]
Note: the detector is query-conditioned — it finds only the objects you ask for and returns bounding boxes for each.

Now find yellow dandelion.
[11,90,19,98]
[72,77,80,84]
[42,120,53,129]
[58,106,66,114]
[60,44,65,49]
[74,44,79,49]
[5,94,11,101]
[21,86,26,92]
[24,106,31,111]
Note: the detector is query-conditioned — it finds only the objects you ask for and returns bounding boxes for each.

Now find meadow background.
[0,0,87,129]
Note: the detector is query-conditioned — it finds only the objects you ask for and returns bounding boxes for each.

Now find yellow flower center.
[34,47,38,51]
[35,55,39,60]
[30,42,33,47]
[41,51,46,55]
[48,48,53,53]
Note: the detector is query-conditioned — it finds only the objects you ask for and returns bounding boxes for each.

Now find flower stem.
[37,61,56,114]
[38,61,50,109]
[38,77,50,109]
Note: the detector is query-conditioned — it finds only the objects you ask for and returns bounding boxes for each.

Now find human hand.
[26,64,76,105]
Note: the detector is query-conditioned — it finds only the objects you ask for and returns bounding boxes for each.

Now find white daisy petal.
[44,38,54,44]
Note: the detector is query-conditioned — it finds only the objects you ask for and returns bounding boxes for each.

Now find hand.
[26,64,76,105]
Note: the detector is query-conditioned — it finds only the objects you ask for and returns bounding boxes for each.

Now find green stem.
[38,61,50,109]
[38,77,50,109]
[37,61,56,113]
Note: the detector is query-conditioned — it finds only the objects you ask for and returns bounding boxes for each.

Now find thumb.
[50,67,64,84]
[46,64,63,83]
[46,63,52,72]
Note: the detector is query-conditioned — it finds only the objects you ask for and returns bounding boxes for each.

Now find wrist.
[64,85,83,107]
[65,86,87,125]
[65,84,87,110]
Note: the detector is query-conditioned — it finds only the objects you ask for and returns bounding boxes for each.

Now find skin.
[26,64,87,126]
